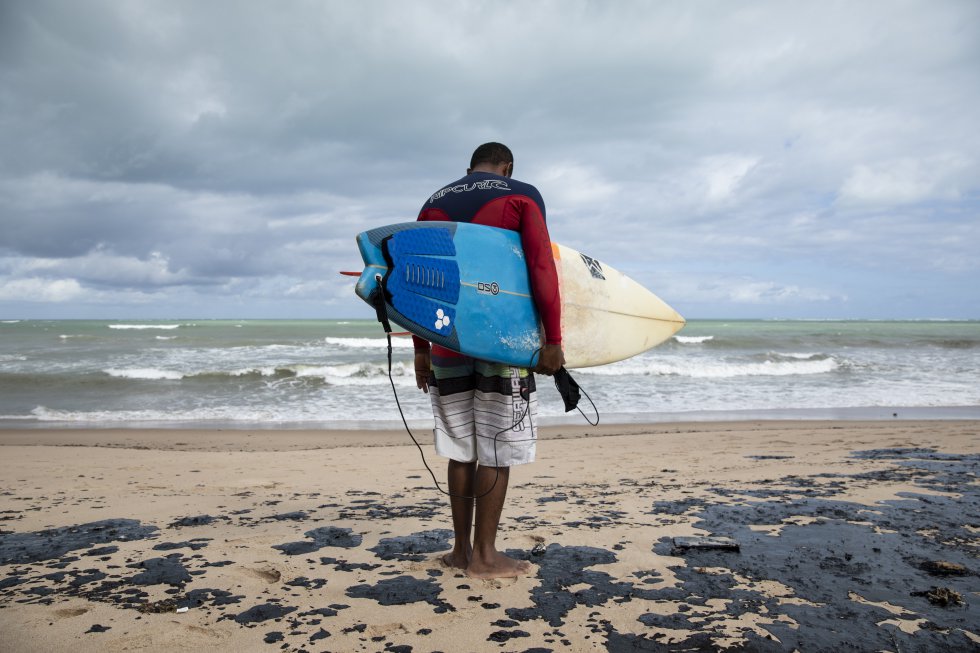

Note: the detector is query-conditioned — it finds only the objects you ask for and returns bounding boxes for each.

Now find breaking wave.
[583,355,841,379]
[108,324,183,330]
[323,336,414,349]
[100,361,413,385]
[674,335,714,344]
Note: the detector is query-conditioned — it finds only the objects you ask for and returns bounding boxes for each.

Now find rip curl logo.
[477,281,500,296]
[434,308,451,331]
[580,253,605,280]
[427,179,511,203]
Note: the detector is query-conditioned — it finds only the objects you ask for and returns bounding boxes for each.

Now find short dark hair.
[470,142,513,169]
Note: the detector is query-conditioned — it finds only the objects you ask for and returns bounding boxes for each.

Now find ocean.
[1,319,978,429]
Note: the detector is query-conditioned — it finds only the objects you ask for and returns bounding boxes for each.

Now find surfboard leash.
[527,347,599,426]
[551,364,599,426]
[369,273,601,499]
[382,328,529,501]
[371,273,517,501]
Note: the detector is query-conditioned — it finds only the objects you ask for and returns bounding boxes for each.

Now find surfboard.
[354,221,684,368]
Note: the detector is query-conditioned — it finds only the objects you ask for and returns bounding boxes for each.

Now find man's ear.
[504,162,513,178]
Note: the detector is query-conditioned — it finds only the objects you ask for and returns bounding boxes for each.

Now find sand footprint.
[368,622,410,638]
[242,566,282,583]
[478,574,529,589]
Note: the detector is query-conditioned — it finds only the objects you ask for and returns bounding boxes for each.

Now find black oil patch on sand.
[368,529,453,561]
[272,526,362,555]
[635,448,980,652]
[0,519,159,565]
[346,575,454,614]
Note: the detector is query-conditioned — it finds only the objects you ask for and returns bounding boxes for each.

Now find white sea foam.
[104,368,184,380]
[24,405,281,424]
[19,386,430,423]
[2,320,21,324]
[109,324,182,330]
[323,336,414,349]
[217,361,414,387]
[582,356,840,379]
[97,361,414,386]
[674,335,714,344]
[225,366,279,377]
[316,361,413,385]
[155,336,178,340]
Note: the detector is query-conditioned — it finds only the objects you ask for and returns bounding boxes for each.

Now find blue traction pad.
[386,226,456,258]
[386,227,461,341]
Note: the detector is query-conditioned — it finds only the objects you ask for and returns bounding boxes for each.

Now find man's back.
[411,142,564,580]
[417,171,561,351]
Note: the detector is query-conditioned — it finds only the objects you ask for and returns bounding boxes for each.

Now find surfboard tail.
[354,232,388,304]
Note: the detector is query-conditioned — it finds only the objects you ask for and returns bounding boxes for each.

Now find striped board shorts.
[427,350,538,467]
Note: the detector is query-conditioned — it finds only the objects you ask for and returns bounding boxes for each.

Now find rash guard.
[413,171,561,357]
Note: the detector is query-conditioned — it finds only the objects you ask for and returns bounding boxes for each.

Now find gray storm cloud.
[1,0,978,318]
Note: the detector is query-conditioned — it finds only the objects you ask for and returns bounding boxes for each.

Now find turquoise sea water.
[1,319,978,428]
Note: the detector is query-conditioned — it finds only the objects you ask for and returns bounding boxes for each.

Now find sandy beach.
[1,420,978,652]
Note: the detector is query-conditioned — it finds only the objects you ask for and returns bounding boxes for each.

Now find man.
[413,142,564,579]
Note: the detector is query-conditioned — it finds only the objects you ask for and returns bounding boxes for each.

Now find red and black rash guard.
[413,171,561,357]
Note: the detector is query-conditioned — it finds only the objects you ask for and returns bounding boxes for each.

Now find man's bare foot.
[465,551,532,579]
[441,550,469,570]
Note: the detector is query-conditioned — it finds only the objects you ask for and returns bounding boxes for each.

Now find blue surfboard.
[354,221,543,367]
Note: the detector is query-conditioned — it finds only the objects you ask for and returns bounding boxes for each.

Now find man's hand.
[534,344,565,376]
[414,351,431,393]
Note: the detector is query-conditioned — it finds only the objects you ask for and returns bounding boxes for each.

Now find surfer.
[413,142,564,579]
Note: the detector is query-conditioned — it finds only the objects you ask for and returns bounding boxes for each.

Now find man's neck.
[469,162,511,177]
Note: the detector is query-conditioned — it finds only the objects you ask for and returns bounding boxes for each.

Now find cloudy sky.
[1,1,977,320]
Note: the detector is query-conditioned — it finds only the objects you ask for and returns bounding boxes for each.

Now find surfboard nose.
[670,311,686,335]
[667,305,686,330]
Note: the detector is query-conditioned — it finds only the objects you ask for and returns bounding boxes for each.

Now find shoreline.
[2,403,979,436]
[0,418,978,452]
[2,419,978,651]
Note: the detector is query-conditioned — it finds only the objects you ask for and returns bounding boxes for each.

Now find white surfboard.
[552,242,685,367]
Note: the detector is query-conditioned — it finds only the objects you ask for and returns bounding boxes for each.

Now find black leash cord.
[533,346,600,426]
[373,273,523,501]
[384,330,530,501]
[385,338,601,500]
[373,275,600,498]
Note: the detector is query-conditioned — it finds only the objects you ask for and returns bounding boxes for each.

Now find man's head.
[468,142,514,178]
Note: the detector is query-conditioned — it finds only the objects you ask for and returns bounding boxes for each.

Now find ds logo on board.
[477,282,500,296]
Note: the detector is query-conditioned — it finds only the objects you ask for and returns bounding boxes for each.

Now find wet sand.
[1,421,978,652]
